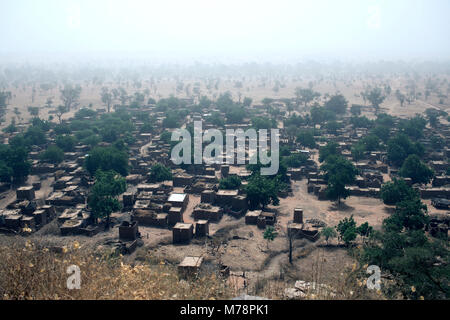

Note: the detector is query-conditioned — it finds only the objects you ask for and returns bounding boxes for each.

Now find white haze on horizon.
[1,0,449,65]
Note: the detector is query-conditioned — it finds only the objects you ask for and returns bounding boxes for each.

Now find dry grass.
[0,239,232,300]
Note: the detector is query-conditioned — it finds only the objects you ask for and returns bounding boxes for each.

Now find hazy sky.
[1,0,449,63]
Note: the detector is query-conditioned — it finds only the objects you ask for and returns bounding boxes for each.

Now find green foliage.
[399,115,427,140]
[281,152,309,168]
[356,222,373,238]
[360,134,380,152]
[24,126,47,146]
[85,146,129,176]
[294,87,320,107]
[370,125,390,143]
[350,116,373,128]
[321,227,337,245]
[88,170,126,224]
[0,160,13,183]
[324,94,348,115]
[366,87,386,112]
[350,104,362,116]
[336,215,357,246]
[310,105,336,124]
[380,178,419,205]
[149,163,172,182]
[75,108,97,119]
[244,174,281,209]
[399,154,434,184]
[284,114,304,127]
[263,226,278,247]
[361,195,448,299]
[351,142,365,161]
[54,123,72,135]
[384,197,429,232]
[319,141,340,162]
[296,130,316,148]
[325,120,342,134]
[207,112,225,127]
[226,106,247,124]
[243,97,252,107]
[387,133,424,167]
[0,144,30,183]
[40,145,64,164]
[321,155,358,203]
[56,134,77,152]
[251,117,276,130]
[219,175,242,190]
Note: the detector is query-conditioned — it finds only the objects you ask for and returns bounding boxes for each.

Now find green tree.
[243,97,252,107]
[149,163,172,182]
[219,175,242,190]
[361,197,448,299]
[319,141,340,162]
[101,87,113,113]
[60,84,81,111]
[244,174,280,209]
[351,142,365,161]
[88,170,126,229]
[324,94,348,115]
[40,145,64,164]
[366,87,386,114]
[296,130,316,149]
[321,155,358,204]
[387,133,424,167]
[0,144,31,183]
[321,227,337,246]
[85,146,128,176]
[294,87,320,107]
[24,126,47,146]
[263,226,278,249]
[380,178,419,205]
[399,154,434,184]
[56,135,77,152]
[0,160,13,183]
[336,215,357,246]
[356,222,373,242]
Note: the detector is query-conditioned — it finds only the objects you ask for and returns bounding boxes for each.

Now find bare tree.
[60,84,81,111]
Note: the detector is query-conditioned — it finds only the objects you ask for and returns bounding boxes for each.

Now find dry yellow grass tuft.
[0,240,232,300]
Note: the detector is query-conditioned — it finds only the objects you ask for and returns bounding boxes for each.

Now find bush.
[85,146,128,176]
[380,178,419,205]
[40,146,64,164]
[219,175,242,190]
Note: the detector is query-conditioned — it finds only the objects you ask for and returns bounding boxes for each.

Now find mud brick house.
[119,221,139,241]
[193,203,222,221]
[132,209,158,226]
[16,186,35,201]
[432,176,450,187]
[215,189,239,206]
[200,190,215,203]
[172,222,194,244]
[53,176,73,190]
[245,210,262,225]
[420,188,450,199]
[195,220,209,237]
[294,208,303,224]
[122,192,135,208]
[168,193,189,211]
[178,256,204,279]
[173,174,194,187]
[168,206,183,225]
[431,198,450,210]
